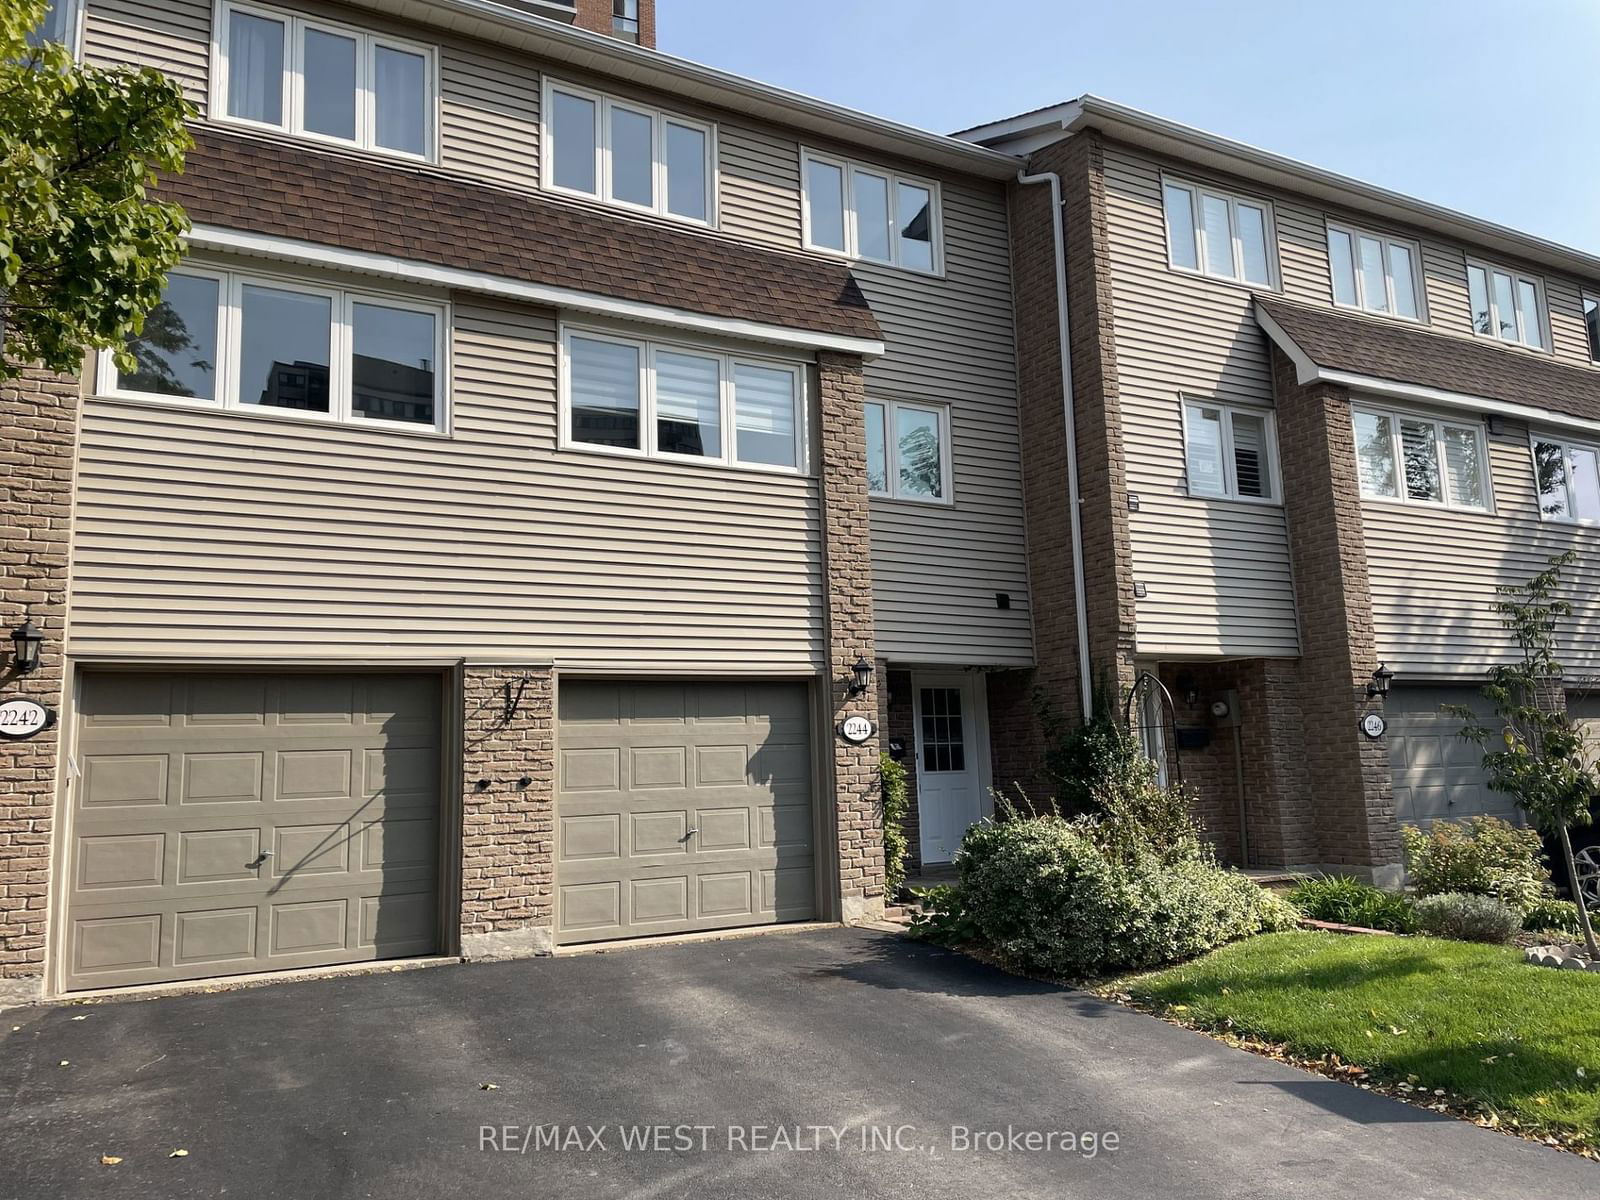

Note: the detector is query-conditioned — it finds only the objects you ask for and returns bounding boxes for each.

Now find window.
[1326,224,1421,319]
[801,151,941,274]
[1531,435,1600,524]
[613,0,640,40]
[1584,295,1600,364]
[1162,178,1274,286]
[919,687,965,773]
[25,0,81,53]
[542,79,715,225]
[1350,405,1489,510]
[561,328,805,473]
[1466,260,1546,349]
[216,2,435,160]
[99,266,446,432]
[1181,402,1278,502]
[864,399,951,502]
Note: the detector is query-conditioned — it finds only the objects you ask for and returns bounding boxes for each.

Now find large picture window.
[1162,178,1274,287]
[216,1,435,160]
[1350,404,1490,511]
[100,267,447,432]
[864,398,952,502]
[801,150,941,275]
[561,328,805,473]
[1181,401,1278,502]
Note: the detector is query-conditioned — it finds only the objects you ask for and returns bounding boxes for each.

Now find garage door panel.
[1387,686,1521,829]
[65,671,442,991]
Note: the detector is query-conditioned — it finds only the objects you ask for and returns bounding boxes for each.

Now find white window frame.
[1350,403,1493,512]
[1528,432,1600,527]
[1179,400,1281,504]
[1325,221,1426,322]
[1160,175,1278,289]
[539,77,717,228]
[865,397,954,505]
[1583,292,1600,365]
[212,0,438,163]
[558,325,808,476]
[95,263,450,435]
[1466,258,1550,351]
[800,148,944,276]
[27,0,84,57]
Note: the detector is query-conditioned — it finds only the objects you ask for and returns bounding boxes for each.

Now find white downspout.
[1017,169,1094,723]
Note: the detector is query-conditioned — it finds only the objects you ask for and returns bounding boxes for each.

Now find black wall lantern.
[1367,662,1394,699]
[848,656,874,698]
[11,619,43,675]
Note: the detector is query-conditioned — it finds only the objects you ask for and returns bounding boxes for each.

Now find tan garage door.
[555,679,815,944]
[64,671,442,991]
[1387,685,1520,828]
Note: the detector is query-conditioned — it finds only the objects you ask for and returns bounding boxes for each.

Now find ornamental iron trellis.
[1122,670,1183,789]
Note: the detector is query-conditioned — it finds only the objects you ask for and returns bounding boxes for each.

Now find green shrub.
[1414,892,1521,944]
[1288,875,1418,933]
[1400,817,1550,914]
[947,814,1294,979]
[880,753,910,897]
[1522,895,1582,936]
[906,884,977,946]
[1037,686,1155,817]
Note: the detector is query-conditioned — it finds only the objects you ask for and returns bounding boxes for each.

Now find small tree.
[1,0,193,377]
[1449,550,1599,958]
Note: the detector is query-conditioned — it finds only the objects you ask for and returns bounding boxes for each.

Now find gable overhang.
[187,224,888,359]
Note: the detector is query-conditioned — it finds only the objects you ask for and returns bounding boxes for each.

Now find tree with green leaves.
[1,0,193,378]
[1449,549,1599,959]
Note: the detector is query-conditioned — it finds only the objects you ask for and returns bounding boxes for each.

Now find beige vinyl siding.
[1363,410,1600,679]
[859,177,1032,667]
[69,300,823,669]
[1102,146,1300,658]
[438,45,541,192]
[83,0,211,109]
[719,126,802,250]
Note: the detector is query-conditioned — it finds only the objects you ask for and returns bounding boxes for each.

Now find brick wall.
[459,664,556,958]
[818,352,884,921]
[572,0,656,47]
[0,367,79,1001]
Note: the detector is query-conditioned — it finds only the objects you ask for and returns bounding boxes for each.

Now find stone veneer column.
[1270,346,1402,882]
[818,352,884,922]
[459,664,555,958]
[0,368,79,1004]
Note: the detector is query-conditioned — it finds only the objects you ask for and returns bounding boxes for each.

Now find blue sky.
[659,0,1600,254]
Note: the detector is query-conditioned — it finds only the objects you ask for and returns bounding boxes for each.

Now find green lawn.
[1115,931,1600,1141]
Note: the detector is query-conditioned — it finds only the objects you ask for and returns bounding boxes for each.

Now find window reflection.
[117,273,219,399]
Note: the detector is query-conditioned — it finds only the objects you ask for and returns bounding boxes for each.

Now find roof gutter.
[1016,170,1094,723]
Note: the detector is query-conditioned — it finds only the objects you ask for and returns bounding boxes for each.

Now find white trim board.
[185,225,887,358]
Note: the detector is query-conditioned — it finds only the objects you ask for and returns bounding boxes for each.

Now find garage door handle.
[251,850,273,868]
[682,828,698,842]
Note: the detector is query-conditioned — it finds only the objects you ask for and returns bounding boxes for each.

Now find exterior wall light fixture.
[10,619,43,675]
[1367,662,1395,699]
[848,656,874,698]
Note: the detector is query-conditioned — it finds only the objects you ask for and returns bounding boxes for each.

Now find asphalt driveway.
[1,927,1591,1199]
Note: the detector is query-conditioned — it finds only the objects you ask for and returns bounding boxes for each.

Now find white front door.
[913,673,989,864]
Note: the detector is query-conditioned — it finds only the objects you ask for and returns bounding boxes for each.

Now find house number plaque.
[0,698,52,740]
[838,715,876,744]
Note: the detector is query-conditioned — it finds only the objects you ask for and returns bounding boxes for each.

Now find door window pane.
[896,182,934,272]
[1535,441,1569,518]
[1441,425,1485,508]
[733,364,797,467]
[1358,235,1389,313]
[1399,419,1441,501]
[1236,203,1269,285]
[302,28,357,141]
[1571,447,1600,521]
[1389,243,1418,318]
[1353,411,1398,498]
[227,11,285,125]
[239,285,331,412]
[852,171,891,263]
[373,45,427,156]
[609,106,654,208]
[1231,411,1271,498]
[569,336,640,448]
[806,159,846,251]
[1515,278,1543,349]
[920,687,965,774]
[1164,184,1198,271]
[550,90,598,194]
[1491,271,1518,340]
[1200,193,1233,277]
[864,402,888,494]
[654,350,721,457]
[1328,228,1357,306]
[117,273,219,400]
[351,303,435,425]
[664,122,707,221]
[1184,404,1226,497]
[1468,265,1492,335]
[895,406,943,498]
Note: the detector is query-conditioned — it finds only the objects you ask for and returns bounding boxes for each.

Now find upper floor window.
[1532,436,1600,523]
[543,79,714,225]
[1326,224,1422,320]
[801,150,941,275]
[1584,294,1600,364]
[1466,260,1546,350]
[1162,178,1273,287]
[1351,404,1489,511]
[1182,401,1278,502]
[613,0,640,40]
[25,0,81,53]
[216,2,435,161]
[561,327,805,473]
[865,398,951,503]
[99,266,447,432]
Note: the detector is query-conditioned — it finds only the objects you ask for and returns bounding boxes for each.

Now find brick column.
[1,368,79,1004]
[459,664,555,958]
[818,352,884,922]
[1270,346,1402,882]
